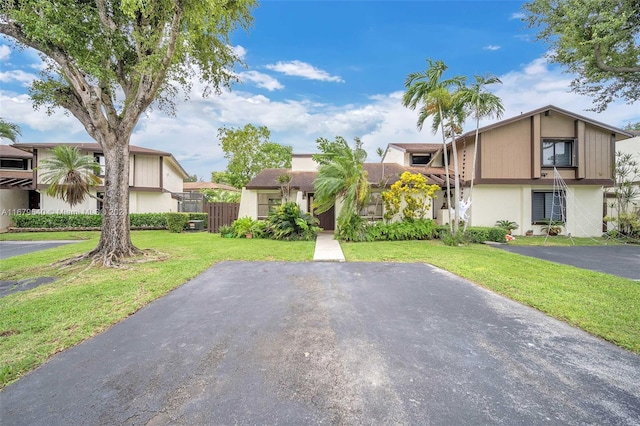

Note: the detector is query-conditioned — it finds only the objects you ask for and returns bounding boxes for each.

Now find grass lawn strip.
[0,231,315,388]
[340,240,640,355]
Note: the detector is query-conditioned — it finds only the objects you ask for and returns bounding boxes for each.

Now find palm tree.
[0,118,21,142]
[458,75,504,228]
[38,146,102,207]
[403,59,465,232]
[312,136,370,234]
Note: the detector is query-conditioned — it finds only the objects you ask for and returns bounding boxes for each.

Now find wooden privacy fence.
[207,202,239,233]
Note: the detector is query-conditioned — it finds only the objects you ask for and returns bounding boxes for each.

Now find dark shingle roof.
[0,145,32,158]
[246,164,447,190]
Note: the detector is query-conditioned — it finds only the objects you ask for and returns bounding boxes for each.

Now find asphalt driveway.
[0,240,79,260]
[495,245,640,280]
[2,261,639,425]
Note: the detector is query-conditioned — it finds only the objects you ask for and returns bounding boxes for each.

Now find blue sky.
[1,0,638,180]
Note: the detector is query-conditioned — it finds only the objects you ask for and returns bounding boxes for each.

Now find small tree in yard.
[38,146,102,207]
[607,151,640,237]
[382,172,440,222]
[0,0,255,266]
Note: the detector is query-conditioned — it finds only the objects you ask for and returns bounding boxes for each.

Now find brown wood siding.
[584,125,613,180]
[480,119,531,179]
[531,114,541,178]
[576,120,586,179]
[541,112,574,136]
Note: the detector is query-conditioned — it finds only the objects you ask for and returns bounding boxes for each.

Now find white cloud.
[232,45,247,60]
[0,69,37,85]
[483,45,501,51]
[510,12,525,20]
[265,60,344,83]
[0,45,11,61]
[237,70,284,91]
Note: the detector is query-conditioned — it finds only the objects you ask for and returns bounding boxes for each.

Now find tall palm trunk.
[449,126,461,234]
[465,109,481,231]
[438,103,453,232]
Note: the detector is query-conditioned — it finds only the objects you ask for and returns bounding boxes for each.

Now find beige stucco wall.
[238,188,257,219]
[162,160,185,193]
[0,189,29,231]
[39,191,98,214]
[291,156,318,171]
[470,185,604,237]
[382,146,406,165]
[129,191,176,213]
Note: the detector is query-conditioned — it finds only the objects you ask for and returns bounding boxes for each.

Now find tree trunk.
[450,132,461,234]
[438,104,453,233]
[88,135,140,266]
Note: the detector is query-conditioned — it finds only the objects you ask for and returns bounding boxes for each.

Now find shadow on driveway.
[1,261,639,425]
[494,245,640,280]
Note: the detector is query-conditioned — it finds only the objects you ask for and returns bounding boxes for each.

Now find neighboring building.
[606,134,640,220]
[239,105,631,237]
[178,182,240,213]
[0,143,189,231]
[183,181,239,193]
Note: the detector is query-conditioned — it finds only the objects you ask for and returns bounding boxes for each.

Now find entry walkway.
[313,232,345,262]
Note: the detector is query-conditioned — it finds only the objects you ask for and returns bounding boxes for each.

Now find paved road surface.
[0,240,79,260]
[496,245,640,280]
[2,261,639,425]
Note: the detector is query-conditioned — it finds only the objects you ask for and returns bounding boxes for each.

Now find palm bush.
[266,202,320,241]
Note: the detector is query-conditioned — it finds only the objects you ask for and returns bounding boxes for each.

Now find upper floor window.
[257,192,281,219]
[410,154,431,166]
[94,154,106,176]
[542,139,574,167]
[0,158,27,170]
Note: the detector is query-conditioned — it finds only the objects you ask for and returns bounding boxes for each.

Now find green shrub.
[495,219,519,232]
[232,216,257,238]
[187,213,208,229]
[251,220,269,239]
[364,219,436,241]
[11,213,102,228]
[486,227,508,243]
[218,225,234,237]
[129,213,166,228]
[337,214,368,242]
[266,202,320,241]
[165,213,189,233]
[464,227,489,244]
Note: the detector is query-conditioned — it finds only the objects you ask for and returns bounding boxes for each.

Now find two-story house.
[448,105,632,237]
[0,143,189,231]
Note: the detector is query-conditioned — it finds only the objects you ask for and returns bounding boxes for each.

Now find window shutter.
[532,192,545,221]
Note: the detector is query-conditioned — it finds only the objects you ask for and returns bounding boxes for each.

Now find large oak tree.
[524,0,640,111]
[0,0,255,266]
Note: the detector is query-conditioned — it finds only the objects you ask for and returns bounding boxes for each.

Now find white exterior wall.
[471,185,604,237]
[382,147,406,165]
[238,187,258,219]
[0,189,29,231]
[163,160,185,193]
[40,191,98,214]
[129,191,175,213]
[291,156,318,171]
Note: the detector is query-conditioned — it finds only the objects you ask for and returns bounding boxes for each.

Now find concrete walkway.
[313,232,345,262]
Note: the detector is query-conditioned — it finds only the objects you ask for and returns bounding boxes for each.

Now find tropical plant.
[0,0,255,266]
[403,59,465,233]
[200,189,241,203]
[540,219,563,236]
[218,225,234,237]
[458,75,504,229]
[0,118,21,142]
[312,136,370,235]
[231,216,257,238]
[37,146,102,208]
[266,201,320,241]
[495,220,519,232]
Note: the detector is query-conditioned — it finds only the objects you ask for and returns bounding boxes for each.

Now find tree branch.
[594,43,640,73]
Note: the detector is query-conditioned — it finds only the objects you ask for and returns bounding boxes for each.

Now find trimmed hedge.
[10,212,208,231]
[166,213,189,233]
[365,219,436,241]
[435,226,508,244]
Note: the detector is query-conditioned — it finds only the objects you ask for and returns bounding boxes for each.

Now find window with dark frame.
[542,139,574,167]
[257,193,281,218]
[532,190,566,223]
[359,192,383,221]
[94,154,106,176]
[0,158,27,170]
[410,154,431,166]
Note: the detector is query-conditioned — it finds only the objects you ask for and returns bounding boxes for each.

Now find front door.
[308,193,335,231]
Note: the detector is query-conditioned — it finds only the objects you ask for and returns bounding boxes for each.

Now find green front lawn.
[341,240,640,354]
[0,231,315,388]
